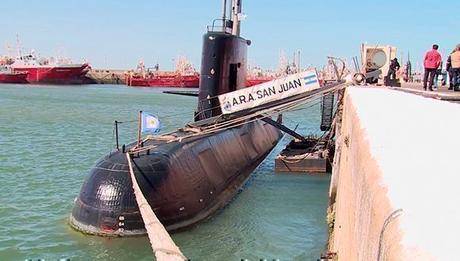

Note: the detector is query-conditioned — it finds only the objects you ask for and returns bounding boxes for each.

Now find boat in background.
[127,57,200,88]
[127,57,279,88]
[245,66,274,87]
[0,66,28,84]
[245,76,273,87]
[10,53,90,84]
[128,73,200,88]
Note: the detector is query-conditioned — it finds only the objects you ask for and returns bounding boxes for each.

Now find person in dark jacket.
[446,53,453,90]
[452,45,460,91]
[387,58,400,80]
[432,61,443,89]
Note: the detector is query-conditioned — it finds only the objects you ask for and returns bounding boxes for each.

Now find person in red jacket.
[423,44,442,91]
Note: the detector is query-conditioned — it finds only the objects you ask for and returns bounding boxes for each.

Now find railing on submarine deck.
[195,96,222,121]
[207,19,233,33]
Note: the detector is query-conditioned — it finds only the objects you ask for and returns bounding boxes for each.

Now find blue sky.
[2,0,459,71]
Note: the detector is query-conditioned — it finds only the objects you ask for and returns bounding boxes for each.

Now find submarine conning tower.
[195,0,250,121]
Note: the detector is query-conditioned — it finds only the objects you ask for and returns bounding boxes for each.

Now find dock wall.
[86,69,129,84]
[328,87,460,260]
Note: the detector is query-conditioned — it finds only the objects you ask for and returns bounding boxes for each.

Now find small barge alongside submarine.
[70,0,285,236]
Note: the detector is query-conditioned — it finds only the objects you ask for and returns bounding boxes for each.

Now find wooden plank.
[275,156,327,173]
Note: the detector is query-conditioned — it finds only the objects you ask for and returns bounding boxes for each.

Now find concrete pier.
[397,82,460,102]
[328,86,460,260]
[85,69,128,84]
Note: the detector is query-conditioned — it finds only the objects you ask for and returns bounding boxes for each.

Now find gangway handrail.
[207,18,233,33]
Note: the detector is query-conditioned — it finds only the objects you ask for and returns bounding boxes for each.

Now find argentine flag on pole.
[141,112,161,134]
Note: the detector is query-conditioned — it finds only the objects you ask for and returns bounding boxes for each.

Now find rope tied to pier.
[377,208,403,261]
[125,152,187,261]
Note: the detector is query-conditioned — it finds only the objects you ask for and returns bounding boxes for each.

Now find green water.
[0,84,330,261]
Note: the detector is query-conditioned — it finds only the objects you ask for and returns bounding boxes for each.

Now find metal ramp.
[320,93,335,131]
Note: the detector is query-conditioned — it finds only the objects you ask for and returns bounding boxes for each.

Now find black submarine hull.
[70,26,283,235]
[70,121,281,236]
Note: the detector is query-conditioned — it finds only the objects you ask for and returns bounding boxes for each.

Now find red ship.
[245,76,274,87]
[245,66,274,87]
[0,70,28,84]
[10,54,90,84]
[127,57,200,88]
[128,73,199,88]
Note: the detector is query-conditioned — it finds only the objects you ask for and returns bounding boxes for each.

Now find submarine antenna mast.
[222,0,227,28]
[231,0,242,36]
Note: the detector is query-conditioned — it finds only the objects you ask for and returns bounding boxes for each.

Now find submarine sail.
[69,0,283,236]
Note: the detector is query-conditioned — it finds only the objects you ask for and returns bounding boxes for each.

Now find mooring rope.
[125,152,187,261]
[377,208,403,261]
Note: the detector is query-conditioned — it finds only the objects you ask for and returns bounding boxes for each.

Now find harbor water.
[0,84,329,260]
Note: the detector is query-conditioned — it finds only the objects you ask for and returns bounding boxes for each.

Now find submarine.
[69,0,283,236]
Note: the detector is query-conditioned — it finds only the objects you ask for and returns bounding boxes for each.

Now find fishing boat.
[245,76,273,87]
[0,66,28,84]
[128,73,200,88]
[127,57,200,88]
[10,53,90,84]
[128,60,275,88]
[245,66,275,87]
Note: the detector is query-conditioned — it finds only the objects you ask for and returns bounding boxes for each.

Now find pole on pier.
[126,153,187,261]
[115,120,120,151]
[137,111,142,147]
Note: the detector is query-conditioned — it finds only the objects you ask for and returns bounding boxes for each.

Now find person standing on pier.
[387,58,400,81]
[446,51,453,90]
[451,45,460,91]
[423,44,442,91]
[432,61,443,90]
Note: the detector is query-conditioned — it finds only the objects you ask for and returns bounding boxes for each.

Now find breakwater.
[85,69,128,84]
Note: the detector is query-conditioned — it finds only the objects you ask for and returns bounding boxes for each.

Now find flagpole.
[137,110,142,147]
[115,120,119,151]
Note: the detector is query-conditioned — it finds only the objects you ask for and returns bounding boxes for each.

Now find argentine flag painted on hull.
[141,112,161,134]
